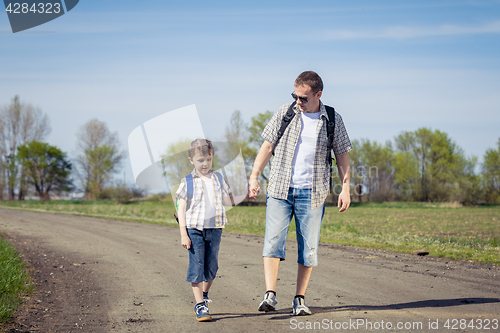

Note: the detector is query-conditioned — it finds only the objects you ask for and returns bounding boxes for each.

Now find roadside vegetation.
[0,236,33,326]
[0,200,498,264]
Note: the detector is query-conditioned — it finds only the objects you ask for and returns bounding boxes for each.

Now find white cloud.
[318,20,500,40]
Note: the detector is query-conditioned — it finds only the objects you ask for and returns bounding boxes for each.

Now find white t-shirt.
[202,178,216,228]
[290,111,320,189]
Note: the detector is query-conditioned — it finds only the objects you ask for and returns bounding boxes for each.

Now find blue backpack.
[173,172,224,223]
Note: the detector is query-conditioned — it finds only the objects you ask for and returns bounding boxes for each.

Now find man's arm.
[335,152,351,212]
[248,140,274,199]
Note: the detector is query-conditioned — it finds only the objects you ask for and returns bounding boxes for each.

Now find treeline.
[0,96,131,201]
[1,96,499,205]
[349,129,500,205]
[226,110,500,205]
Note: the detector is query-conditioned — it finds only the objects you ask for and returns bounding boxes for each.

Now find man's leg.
[259,192,293,312]
[263,256,281,291]
[296,263,313,296]
[292,188,325,315]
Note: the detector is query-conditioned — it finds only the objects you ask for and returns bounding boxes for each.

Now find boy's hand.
[181,234,191,249]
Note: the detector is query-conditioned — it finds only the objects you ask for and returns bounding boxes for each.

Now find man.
[248,71,353,316]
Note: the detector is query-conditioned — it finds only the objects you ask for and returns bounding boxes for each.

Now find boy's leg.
[202,228,222,303]
[192,282,204,303]
[186,229,206,303]
[203,280,213,294]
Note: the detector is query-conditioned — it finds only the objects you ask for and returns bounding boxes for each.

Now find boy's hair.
[188,139,213,158]
[295,71,323,93]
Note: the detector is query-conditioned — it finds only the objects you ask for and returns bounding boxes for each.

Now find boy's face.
[189,151,213,177]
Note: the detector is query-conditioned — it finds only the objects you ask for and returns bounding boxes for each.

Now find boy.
[176,139,244,322]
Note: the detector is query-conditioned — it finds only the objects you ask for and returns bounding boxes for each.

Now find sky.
[1,0,499,188]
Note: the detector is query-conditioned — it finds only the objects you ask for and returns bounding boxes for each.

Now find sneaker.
[203,293,212,306]
[292,297,312,316]
[258,292,277,312]
[194,302,212,322]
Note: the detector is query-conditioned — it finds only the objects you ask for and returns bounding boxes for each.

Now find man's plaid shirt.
[262,101,353,209]
[176,169,231,230]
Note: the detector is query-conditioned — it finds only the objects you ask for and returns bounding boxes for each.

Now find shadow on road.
[212,298,500,321]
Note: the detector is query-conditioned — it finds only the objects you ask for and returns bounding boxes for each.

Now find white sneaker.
[292,297,312,316]
[258,292,277,312]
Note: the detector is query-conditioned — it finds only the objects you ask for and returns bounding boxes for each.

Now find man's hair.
[188,139,213,158]
[295,71,323,93]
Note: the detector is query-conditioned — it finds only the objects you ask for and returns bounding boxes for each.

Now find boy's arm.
[220,175,249,206]
[177,198,191,249]
[222,193,248,206]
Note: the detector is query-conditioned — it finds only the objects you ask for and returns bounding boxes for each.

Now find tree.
[75,119,125,200]
[224,110,254,176]
[483,138,500,204]
[349,139,364,202]
[394,128,468,202]
[161,138,194,191]
[0,95,51,200]
[17,141,72,200]
[393,151,419,201]
[349,139,395,202]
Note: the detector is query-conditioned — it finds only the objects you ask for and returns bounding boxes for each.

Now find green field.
[0,200,498,264]
[0,236,33,326]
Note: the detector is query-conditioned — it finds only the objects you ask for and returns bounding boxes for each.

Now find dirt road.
[1,208,499,332]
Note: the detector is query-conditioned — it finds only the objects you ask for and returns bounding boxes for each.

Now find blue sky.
[1,0,499,186]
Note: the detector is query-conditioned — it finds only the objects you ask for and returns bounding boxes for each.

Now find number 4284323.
[5,3,62,14]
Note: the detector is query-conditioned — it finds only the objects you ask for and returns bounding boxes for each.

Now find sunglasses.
[291,92,309,104]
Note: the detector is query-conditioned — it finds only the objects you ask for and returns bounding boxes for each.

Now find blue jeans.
[186,228,222,283]
[262,188,325,267]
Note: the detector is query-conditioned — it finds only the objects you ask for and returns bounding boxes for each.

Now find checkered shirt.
[176,169,231,230]
[262,101,353,208]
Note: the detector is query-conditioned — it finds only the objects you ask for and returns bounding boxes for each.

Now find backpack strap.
[185,173,194,211]
[272,101,296,155]
[324,105,336,169]
[215,170,235,206]
[173,173,194,223]
[273,102,336,168]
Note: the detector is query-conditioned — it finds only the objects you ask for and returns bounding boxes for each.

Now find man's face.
[294,84,322,113]
[189,151,213,177]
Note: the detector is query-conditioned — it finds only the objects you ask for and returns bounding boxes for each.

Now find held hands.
[181,234,191,249]
[248,178,261,200]
[338,190,351,212]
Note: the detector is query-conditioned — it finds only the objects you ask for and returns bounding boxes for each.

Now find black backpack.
[273,101,337,169]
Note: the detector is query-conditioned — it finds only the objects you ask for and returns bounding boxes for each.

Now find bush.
[97,184,145,204]
[146,193,169,202]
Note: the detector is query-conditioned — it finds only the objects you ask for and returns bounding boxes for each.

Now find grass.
[0,235,33,326]
[0,199,499,264]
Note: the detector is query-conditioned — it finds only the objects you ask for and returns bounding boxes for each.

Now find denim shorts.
[262,188,325,267]
[186,228,222,283]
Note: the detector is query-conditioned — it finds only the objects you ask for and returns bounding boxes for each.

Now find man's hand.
[248,178,261,200]
[248,140,273,200]
[338,190,351,212]
[181,234,191,249]
[335,153,351,212]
